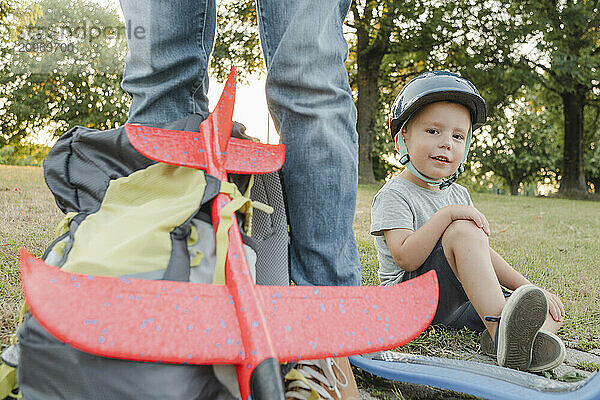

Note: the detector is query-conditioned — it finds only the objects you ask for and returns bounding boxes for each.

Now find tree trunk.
[509,183,520,196]
[356,54,382,184]
[351,4,393,185]
[558,86,588,195]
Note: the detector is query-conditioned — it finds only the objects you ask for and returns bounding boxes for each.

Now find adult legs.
[117,2,241,397]
[119,0,216,124]
[120,0,361,287]
[254,4,361,397]
[255,0,361,287]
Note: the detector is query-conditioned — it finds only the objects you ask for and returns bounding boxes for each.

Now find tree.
[346,2,396,183]
[472,89,561,195]
[0,0,129,147]
[213,0,600,192]
[457,0,600,195]
[527,0,600,195]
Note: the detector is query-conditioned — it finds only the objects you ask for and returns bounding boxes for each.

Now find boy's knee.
[443,219,488,245]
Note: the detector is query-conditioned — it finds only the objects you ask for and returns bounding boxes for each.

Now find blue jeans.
[119,0,361,287]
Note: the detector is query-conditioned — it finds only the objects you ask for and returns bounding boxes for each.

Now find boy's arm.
[385,205,490,272]
[490,248,565,322]
[384,211,451,272]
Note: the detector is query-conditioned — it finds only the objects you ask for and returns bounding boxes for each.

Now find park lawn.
[1,165,63,346]
[1,165,599,357]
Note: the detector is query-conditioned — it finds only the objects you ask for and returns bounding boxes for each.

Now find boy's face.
[396,101,471,185]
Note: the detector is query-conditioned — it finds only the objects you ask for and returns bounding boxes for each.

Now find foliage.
[0,143,48,166]
[0,0,10,33]
[0,0,129,147]
[586,147,600,193]
[371,90,398,181]
[472,88,562,194]
[211,0,264,83]
[344,0,596,188]
[463,0,600,194]
[354,0,600,193]
[456,165,508,195]
[1,0,598,192]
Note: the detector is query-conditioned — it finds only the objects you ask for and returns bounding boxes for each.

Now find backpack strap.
[212,181,273,285]
[242,175,255,236]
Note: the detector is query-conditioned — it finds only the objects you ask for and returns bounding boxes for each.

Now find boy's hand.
[442,205,490,236]
[542,289,566,322]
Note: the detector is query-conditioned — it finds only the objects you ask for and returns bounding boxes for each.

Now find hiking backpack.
[1,114,290,400]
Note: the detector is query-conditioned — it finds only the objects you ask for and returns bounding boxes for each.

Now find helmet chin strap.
[396,121,472,190]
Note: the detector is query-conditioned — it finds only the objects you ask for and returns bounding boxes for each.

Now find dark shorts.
[401,239,510,332]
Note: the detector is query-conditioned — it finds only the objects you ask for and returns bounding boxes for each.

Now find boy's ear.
[394,132,402,153]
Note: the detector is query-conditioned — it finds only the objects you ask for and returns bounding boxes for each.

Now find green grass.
[2,166,600,358]
[474,193,600,346]
[575,360,600,373]
[1,165,63,347]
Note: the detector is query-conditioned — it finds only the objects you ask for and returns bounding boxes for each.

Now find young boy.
[371,71,566,371]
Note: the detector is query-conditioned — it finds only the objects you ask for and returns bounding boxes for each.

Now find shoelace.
[285,358,349,400]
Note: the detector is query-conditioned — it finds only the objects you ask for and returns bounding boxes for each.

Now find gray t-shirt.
[370,176,472,286]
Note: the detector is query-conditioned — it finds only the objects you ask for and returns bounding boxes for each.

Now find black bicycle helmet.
[389,71,487,139]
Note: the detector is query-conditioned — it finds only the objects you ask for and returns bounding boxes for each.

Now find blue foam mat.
[350,351,600,400]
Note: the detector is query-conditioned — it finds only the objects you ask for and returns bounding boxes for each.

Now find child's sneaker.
[481,329,566,372]
[492,284,548,370]
[284,357,359,400]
